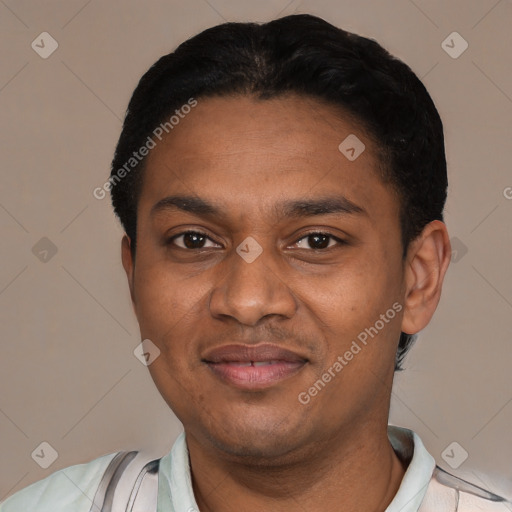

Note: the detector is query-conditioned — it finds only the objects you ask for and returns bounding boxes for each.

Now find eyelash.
[167,230,346,251]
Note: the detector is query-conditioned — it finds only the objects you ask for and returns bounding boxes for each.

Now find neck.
[187,422,407,512]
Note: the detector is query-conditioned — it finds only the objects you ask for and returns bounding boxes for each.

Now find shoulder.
[0,452,118,512]
[458,491,509,511]
[420,466,509,512]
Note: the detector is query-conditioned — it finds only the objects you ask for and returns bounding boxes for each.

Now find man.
[1,13,507,512]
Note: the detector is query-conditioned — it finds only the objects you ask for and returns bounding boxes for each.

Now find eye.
[169,231,221,250]
[292,232,345,250]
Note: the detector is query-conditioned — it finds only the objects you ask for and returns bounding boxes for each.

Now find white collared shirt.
[155,425,435,512]
[1,425,503,511]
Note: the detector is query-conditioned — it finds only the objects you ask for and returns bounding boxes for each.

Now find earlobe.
[121,235,136,306]
[401,220,451,335]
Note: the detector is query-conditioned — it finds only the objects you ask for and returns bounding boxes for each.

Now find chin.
[199,413,310,465]
[210,433,297,464]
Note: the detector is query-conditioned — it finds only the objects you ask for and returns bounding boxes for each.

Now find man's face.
[125,94,407,463]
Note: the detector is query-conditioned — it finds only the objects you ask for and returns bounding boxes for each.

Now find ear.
[401,220,451,335]
[121,235,136,307]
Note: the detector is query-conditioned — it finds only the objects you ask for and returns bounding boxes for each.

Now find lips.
[202,344,307,390]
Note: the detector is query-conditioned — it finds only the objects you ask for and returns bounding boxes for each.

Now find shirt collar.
[157,425,435,512]
[385,425,436,511]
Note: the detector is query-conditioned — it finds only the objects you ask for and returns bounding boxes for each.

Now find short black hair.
[110,13,448,371]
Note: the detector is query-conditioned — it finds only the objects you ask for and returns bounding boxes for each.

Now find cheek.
[133,251,207,336]
[132,255,216,391]
[134,265,208,406]
[304,249,402,347]
[308,257,383,313]
[146,353,206,428]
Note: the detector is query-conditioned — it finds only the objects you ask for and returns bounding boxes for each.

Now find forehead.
[139,94,399,225]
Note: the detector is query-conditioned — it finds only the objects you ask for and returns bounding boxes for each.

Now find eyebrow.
[150,194,367,219]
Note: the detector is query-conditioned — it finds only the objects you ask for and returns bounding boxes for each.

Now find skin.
[121,94,452,511]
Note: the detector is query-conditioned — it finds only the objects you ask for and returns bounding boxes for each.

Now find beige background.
[1,0,511,502]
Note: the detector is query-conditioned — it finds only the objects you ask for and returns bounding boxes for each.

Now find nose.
[209,241,298,326]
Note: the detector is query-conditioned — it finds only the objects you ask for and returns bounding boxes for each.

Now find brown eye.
[170,231,220,249]
[294,232,344,250]
[307,233,329,249]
